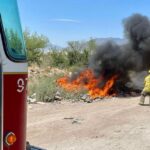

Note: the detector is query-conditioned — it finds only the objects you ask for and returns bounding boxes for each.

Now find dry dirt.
[27,97,150,150]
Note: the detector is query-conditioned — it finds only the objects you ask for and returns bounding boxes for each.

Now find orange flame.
[57,69,118,98]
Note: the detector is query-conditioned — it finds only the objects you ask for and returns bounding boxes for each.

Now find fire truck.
[0,0,45,149]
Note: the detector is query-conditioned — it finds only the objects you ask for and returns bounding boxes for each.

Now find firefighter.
[139,70,150,105]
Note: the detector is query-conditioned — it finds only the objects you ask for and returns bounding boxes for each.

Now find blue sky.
[18,0,150,47]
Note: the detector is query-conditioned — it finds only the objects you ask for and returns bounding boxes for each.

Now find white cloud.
[50,18,80,23]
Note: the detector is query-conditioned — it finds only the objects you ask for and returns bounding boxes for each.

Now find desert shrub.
[50,51,68,68]
[28,73,87,102]
[40,50,69,68]
[24,29,49,65]
[29,75,60,102]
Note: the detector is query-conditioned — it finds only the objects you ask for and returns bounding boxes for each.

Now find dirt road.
[27,97,150,150]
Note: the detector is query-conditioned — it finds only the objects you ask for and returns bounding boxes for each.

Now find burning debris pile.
[57,14,150,99]
[57,69,118,99]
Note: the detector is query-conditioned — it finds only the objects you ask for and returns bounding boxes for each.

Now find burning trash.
[57,69,118,98]
[57,14,150,99]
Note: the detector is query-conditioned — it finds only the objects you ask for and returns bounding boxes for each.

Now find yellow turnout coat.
[143,74,150,92]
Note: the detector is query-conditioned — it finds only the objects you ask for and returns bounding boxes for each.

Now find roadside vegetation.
[25,29,96,102]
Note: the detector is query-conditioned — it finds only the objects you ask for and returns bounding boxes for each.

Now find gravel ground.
[27,97,150,150]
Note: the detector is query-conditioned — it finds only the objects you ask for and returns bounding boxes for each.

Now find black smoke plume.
[88,14,150,92]
[71,14,150,94]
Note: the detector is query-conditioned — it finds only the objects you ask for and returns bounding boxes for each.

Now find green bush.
[24,29,49,65]
[29,75,59,102]
[50,51,68,68]
[28,74,87,102]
